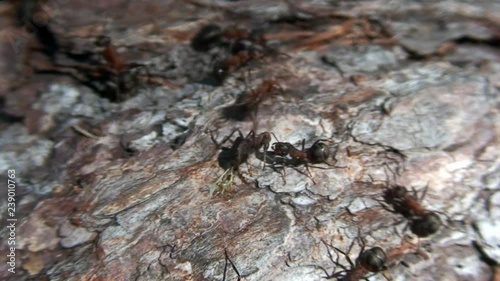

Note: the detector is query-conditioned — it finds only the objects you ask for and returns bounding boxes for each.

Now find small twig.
[72,124,100,139]
[297,19,357,48]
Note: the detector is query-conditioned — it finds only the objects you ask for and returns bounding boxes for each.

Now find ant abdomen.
[357,246,387,273]
[410,212,442,237]
[309,141,330,164]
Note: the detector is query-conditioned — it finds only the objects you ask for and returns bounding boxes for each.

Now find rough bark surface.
[0,1,499,281]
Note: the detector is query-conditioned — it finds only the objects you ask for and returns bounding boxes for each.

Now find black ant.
[222,79,284,121]
[269,138,341,184]
[322,236,388,281]
[209,129,271,194]
[382,185,442,238]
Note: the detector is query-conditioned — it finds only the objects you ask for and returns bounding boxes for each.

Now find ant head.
[190,24,222,52]
[410,212,442,237]
[272,142,290,156]
[261,132,272,149]
[310,141,330,163]
[358,246,386,272]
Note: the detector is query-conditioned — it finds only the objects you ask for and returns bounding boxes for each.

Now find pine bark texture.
[0,1,499,280]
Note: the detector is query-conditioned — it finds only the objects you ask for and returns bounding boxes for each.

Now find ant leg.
[418,182,429,202]
[321,239,350,278]
[261,147,267,171]
[246,130,255,140]
[301,139,306,151]
[224,249,241,281]
[223,249,229,281]
[319,160,347,169]
[211,129,244,148]
[280,166,287,184]
[222,128,244,145]
[332,244,355,269]
[357,232,366,256]
[270,132,281,143]
[303,163,317,184]
[375,197,396,213]
[271,164,287,184]
[209,130,220,147]
[300,139,317,184]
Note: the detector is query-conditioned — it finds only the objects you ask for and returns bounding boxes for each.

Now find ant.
[322,235,388,281]
[269,138,341,184]
[211,49,264,85]
[209,129,271,195]
[382,185,442,238]
[94,35,126,73]
[222,79,284,121]
[222,27,267,55]
[191,23,267,54]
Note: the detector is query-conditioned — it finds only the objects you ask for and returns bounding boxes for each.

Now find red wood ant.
[269,138,341,184]
[222,27,267,55]
[190,23,266,54]
[322,236,388,281]
[209,129,271,194]
[222,79,283,121]
[211,49,264,85]
[94,35,125,73]
[191,24,269,85]
[237,79,283,115]
[382,185,442,238]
